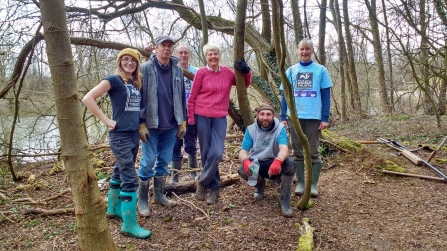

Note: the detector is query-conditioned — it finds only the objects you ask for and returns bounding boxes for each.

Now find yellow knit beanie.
[116,48,142,64]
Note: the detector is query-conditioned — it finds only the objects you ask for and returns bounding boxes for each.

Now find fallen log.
[164,174,241,195]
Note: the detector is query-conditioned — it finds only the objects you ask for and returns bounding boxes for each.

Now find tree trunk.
[329,0,347,122]
[317,0,328,66]
[233,0,254,128]
[365,0,391,113]
[198,0,208,49]
[271,0,312,210]
[420,0,432,115]
[291,0,304,49]
[39,0,116,250]
[343,0,361,113]
[381,0,393,112]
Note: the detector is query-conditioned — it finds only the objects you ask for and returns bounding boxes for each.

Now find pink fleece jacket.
[187,66,252,124]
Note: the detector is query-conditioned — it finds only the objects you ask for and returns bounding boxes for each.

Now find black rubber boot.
[170,160,182,183]
[294,161,305,196]
[137,179,150,216]
[188,153,198,179]
[311,163,322,198]
[254,177,265,200]
[280,174,293,218]
[153,176,177,206]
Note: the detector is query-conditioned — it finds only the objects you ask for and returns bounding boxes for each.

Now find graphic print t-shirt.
[105,75,141,132]
[280,63,332,120]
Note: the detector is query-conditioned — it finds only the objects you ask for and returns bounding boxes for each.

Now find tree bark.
[365,0,391,113]
[39,0,116,250]
[291,0,304,48]
[317,0,328,66]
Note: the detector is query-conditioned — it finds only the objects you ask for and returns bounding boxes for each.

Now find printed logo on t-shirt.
[125,84,141,111]
[294,72,315,98]
[185,77,192,100]
[256,135,273,148]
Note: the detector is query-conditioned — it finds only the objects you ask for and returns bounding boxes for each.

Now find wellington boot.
[195,176,207,201]
[254,177,265,200]
[120,191,152,239]
[280,174,293,218]
[188,153,198,179]
[294,161,305,196]
[137,179,150,216]
[206,189,219,205]
[170,160,182,183]
[106,179,122,219]
[153,176,177,206]
[311,163,322,198]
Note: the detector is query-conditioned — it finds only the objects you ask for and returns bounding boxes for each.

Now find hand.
[319,121,329,130]
[139,123,150,142]
[187,123,197,134]
[105,118,116,130]
[177,121,187,139]
[268,158,282,177]
[243,158,252,175]
[234,58,251,74]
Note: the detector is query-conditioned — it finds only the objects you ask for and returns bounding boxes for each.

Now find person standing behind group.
[280,38,332,198]
[188,43,252,205]
[82,48,151,239]
[137,35,187,216]
[170,44,199,183]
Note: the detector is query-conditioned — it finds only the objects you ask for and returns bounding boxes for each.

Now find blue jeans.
[109,131,140,192]
[195,115,227,190]
[172,123,198,161]
[138,128,177,181]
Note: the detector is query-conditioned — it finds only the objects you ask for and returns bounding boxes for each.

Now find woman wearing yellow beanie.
[82,48,151,239]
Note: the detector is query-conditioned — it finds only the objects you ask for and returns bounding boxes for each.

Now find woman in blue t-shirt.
[82,48,151,239]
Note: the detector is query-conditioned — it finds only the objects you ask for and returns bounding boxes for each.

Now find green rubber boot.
[311,163,322,198]
[106,179,122,219]
[170,160,182,183]
[294,161,305,196]
[188,153,198,179]
[153,176,177,206]
[120,191,152,239]
[280,174,293,218]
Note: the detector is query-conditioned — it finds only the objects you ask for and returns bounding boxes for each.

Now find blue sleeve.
[241,129,253,151]
[276,127,288,146]
[321,87,331,122]
[280,91,288,121]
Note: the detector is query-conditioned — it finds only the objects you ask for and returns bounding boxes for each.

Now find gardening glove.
[234,58,251,74]
[243,158,252,175]
[268,158,282,177]
[177,121,187,139]
[139,123,150,143]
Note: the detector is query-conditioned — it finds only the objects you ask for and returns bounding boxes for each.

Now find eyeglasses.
[120,58,138,64]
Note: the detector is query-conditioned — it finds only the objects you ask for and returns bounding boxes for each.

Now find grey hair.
[298,39,314,49]
[176,43,191,53]
[202,43,221,56]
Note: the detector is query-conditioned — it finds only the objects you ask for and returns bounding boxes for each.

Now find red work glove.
[243,158,252,175]
[268,158,282,177]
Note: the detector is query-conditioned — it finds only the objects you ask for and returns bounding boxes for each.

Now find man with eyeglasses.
[169,44,199,183]
[137,35,186,216]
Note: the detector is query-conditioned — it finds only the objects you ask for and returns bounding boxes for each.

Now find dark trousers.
[195,114,227,190]
[237,157,295,180]
[172,122,198,161]
[109,131,140,192]
[288,119,322,163]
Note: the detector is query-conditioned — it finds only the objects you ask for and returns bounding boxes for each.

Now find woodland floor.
[1,115,447,251]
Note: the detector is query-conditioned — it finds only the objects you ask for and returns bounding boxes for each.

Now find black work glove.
[234,58,251,74]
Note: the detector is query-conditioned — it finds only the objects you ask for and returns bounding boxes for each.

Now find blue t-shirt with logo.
[184,65,198,103]
[105,75,141,132]
[280,62,332,120]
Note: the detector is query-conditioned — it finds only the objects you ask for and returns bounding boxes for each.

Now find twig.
[320,139,350,153]
[24,207,75,215]
[0,212,16,223]
[171,192,210,220]
[14,197,38,204]
[41,188,71,203]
